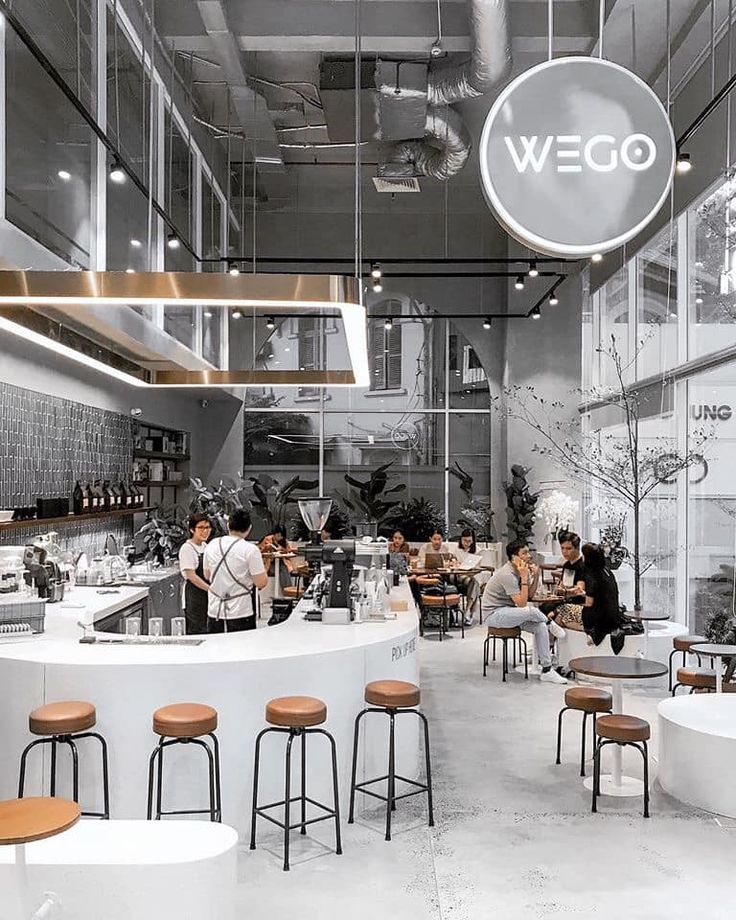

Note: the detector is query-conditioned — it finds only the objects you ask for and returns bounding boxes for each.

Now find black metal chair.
[19,700,109,819]
[146,703,221,822]
[348,680,434,842]
[250,695,341,872]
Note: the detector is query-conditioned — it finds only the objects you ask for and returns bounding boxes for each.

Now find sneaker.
[548,620,566,640]
[463,616,473,627]
[540,668,568,684]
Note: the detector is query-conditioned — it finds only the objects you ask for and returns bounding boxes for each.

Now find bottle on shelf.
[87,481,99,512]
[101,480,113,511]
[111,481,123,509]
[120,480,132,509]
[92,480,105,512]
[73,480,88,515]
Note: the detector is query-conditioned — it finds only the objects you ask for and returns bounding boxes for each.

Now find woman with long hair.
[581,542,624,647]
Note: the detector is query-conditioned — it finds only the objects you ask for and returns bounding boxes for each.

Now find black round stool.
[250,695,341,871]
[348,680,434,841]
[19,700,109,819]
[146,703,221,822]
[592,714,651,818]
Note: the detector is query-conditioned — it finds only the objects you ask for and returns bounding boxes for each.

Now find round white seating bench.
[658,695,736,818]
[0,820,238,920]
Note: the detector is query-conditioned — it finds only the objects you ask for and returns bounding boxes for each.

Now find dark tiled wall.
[0,381,133,507]
[0,382,136,555]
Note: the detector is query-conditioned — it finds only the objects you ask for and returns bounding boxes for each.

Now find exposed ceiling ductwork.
[378,0,512,182]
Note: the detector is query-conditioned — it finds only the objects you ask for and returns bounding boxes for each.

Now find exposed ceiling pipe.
[380,0,511,181]
[428,0,512,105]
[390,106,472,181]
[196,0,284,169]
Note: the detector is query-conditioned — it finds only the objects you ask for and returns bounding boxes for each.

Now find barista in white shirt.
[178,513,212,634]
[203,509,268,633]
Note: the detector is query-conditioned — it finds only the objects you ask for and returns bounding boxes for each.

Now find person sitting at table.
[581,542,625,649]
[388,529,411,577]
[481,540,567,684]
[417,529,455,567]
[552,530,587,629]
[258,525,295,592]
[452,528,480,627]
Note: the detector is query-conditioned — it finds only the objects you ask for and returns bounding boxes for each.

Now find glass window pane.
[106,10,150,184]
[164,111,192,244]
[598,268,629,387]
[202,178,222,272]
[202,310,221,366]
[637,225,678,375]
[164,306,196,349]
[5,24,92,266]
[449,414,493,540]
[689,179,736,360]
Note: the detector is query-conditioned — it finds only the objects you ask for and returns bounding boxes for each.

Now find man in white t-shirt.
[203,509,268,633]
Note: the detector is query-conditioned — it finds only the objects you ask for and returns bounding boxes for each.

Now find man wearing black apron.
[178,513,212,634]
[203,509,268,632]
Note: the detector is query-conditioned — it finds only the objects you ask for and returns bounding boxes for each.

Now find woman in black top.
[581,542,623,646]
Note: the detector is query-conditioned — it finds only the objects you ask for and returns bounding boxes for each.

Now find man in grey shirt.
[482,540,567,684]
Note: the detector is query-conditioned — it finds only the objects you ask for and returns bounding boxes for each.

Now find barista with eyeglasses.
[179,513,212,634]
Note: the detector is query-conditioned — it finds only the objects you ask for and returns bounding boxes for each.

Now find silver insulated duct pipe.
[380,0,511,181]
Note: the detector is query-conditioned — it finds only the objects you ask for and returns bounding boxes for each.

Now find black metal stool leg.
[300,730,307,835]
[18,738,47,798]
[283,731,295,871]
[520,637,529,679]
[385,711,396,841]
[250,728,269,849]
[580,712,589,777]
[555,707,568,765]
[155,738,165,819]
[641,741,650,818]
[188,738,217,822]
[483,636,490,676]
[591,739,601,813]
[146,743,160,820]
[668,648,677,692]
[417,710,434,827]
[492,636,496,661]
[317,727,343,855]
[348,710,368,823]
[50,739,57,797]
[501,639,507,681]
[63,738,79,804]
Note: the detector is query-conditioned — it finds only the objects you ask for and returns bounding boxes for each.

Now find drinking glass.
[171,616,186,638]
[148,617,163,638]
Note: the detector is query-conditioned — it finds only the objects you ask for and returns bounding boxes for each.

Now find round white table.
[569,655,667,797]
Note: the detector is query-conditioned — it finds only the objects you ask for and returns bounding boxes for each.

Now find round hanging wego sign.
[479,57,676,258]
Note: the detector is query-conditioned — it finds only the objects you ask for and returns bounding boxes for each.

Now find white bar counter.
[0,582,420,835]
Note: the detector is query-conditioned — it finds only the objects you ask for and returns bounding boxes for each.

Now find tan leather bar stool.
[668,634,706,691]
[282,585,304,600]
[0,797,81,919]
[555,687,613,776]
[146,703,221,822]
[420,592,462,640]
[592,715,651,818]
[18,701,109,819]
[250,696,341,871]
[348,680,434,841]
[483,626,528,681]
[672,666,717,695]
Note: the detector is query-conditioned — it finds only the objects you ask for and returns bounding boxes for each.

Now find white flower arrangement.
[538,490,579,541]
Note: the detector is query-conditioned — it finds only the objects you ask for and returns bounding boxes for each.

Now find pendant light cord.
[547,0,553,61]
[354,0,363,296]
[598,0,604,58]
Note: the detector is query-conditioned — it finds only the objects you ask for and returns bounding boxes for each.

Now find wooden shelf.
[133,450,190,461]
[0,507,153,533]
[137,481,188,488]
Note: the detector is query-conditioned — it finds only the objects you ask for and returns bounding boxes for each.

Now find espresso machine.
[23,544,65,602]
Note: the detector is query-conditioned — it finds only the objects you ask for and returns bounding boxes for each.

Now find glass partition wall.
[585,174,736,628]
[3,1,230,367]
[243,310,494,539]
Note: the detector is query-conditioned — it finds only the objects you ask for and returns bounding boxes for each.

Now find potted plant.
[538,490,579,551]
[503,464,538,547]
[137,508,188,565]
[383,497,444,542]
[341,462,406,537]
[246,473,319,537]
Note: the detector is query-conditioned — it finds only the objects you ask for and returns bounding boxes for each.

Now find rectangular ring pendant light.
[0,271,368,388]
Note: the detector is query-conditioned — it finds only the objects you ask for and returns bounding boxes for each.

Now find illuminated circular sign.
[479,57,676,257]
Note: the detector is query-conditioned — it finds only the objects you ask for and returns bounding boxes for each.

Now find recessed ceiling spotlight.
[591,252,603,263]
[549,291,559,306]
[371,262,382,279]
[228,261,240,276]
[166,233,180,250]
[384,317,393,330]
[125,268,135,274]
[372,278,383,294]
[695,296,703,305]
[130,238,141,248]
[483,317,492,330]
[57,170,71,181]
[203,310,213,318]
[515,274,525,290]
[109,157,126,184]
[676,152,692,174]
[669,309,677,318]
[266,316,275,329]
[231,310,242,319]
[531,305,541,319]
[528,260,539,278]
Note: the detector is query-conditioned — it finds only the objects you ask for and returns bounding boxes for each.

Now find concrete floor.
[239,626,736,919]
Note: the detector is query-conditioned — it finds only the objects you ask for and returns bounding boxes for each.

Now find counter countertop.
[45,584,150,633]
[0,581,418,666]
